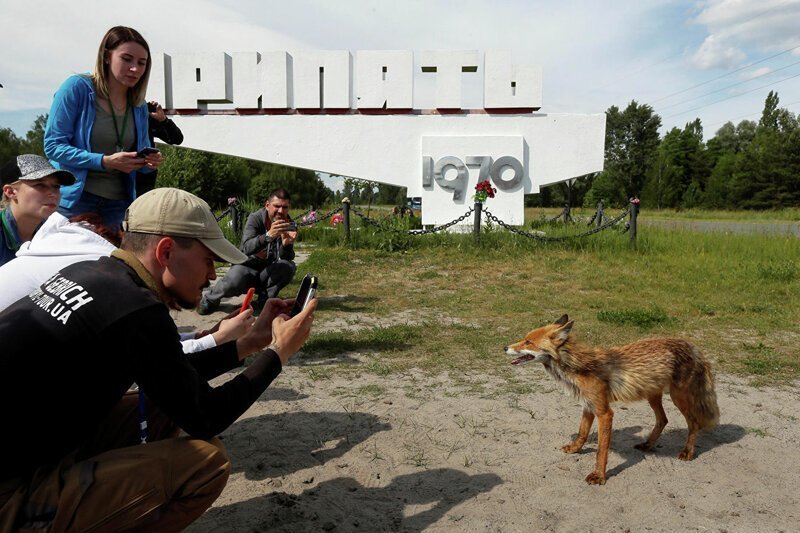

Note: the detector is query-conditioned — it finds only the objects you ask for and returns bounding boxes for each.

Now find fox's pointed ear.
[554,314,569,326]
[555,320,574,342]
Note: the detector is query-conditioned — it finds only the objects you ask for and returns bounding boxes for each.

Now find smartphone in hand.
[239,287,255,314]
[136,147,160,158]
[289,274,318,317]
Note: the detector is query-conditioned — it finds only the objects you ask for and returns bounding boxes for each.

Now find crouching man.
[0,188,316,531]
[199,188,297,314]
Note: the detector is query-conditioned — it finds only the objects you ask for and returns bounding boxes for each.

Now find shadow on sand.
[190,468,502,532]
[564,423,747,480]
[218,409,391,480]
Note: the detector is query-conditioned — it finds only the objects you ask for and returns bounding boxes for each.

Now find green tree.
[704,152,738,209]
[248,165,332,208]
[642,119,709,209]
[0,128,22,164]
[21,114,47,156]
[728,92,800,208]
[588,100,661,205]
[641,146,677,209]
[375,183,406,206]
[156,146,250,208]
[583,170,626,208]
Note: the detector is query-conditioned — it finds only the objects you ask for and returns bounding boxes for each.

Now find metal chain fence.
[350,206,476,235]
[295,206,344,227]
[482,206,630,242]
[407,208,475,235]
[219,200,633,245]
[215,206,233,223]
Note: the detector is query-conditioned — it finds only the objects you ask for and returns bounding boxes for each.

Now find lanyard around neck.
[109,99,131,152]
[1,210,20,252]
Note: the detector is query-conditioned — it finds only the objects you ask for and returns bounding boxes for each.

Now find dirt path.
[179,270,799,532]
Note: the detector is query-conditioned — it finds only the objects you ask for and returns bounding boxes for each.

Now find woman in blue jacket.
[44,26,163,227]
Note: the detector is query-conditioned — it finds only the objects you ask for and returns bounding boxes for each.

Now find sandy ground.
[177,258,799,532]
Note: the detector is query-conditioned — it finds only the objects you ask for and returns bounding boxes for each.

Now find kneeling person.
[199,188,297,314]
[0,188,316,531]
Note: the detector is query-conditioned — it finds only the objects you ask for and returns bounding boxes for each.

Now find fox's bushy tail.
[689,351,720,430]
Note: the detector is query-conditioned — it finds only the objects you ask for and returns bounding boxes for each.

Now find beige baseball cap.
[123,188,247,264]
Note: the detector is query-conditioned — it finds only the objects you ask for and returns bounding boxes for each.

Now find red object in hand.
[239,288,255,314]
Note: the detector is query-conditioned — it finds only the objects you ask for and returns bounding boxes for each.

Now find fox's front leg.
[562,409,595,453]
[585,407,613,485]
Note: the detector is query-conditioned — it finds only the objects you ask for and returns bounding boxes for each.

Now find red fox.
[504,315,719,485]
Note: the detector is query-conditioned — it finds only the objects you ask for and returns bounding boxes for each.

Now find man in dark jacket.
[0,188,316,531]
[135,101,184,195]
[198,188,297,314]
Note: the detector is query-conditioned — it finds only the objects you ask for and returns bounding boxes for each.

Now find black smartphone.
[289,274,318,317]
[136,147,160,158]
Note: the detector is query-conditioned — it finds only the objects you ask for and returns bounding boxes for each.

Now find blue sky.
[1,0,799,161]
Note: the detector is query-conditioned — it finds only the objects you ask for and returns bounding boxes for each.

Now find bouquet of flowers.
[302,210,318,224]
[473,180,497,203]
[331,213,344,226]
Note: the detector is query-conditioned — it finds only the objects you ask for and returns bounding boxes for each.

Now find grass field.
[274,214,799,388]
[526,205,800,222]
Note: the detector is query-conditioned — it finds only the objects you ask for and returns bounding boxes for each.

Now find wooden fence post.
[629,197,639,248]
[230,202,240,236]
[342,198,351,243]
[596,200,604,228]
[473,202,482,241]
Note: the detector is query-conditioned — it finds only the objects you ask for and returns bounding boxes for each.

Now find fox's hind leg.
[562,409,595,453]
[670,388,699,461]
[634,394,668,452]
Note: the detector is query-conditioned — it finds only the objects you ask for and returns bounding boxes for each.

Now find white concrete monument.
[148,49,605,226]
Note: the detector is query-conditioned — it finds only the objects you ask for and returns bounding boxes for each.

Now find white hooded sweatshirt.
[0,213,215,353]
[0,212,114,311]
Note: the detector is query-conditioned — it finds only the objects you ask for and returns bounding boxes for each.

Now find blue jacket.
[44,75,153,209]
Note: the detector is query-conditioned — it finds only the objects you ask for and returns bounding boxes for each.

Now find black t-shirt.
[0,255,282,480]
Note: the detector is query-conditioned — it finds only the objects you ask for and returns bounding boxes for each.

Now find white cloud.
[1,0,796,142]
[744,67,773,79]
[691,35,747,69]
[690,0,800,69]
[0,0,314,112]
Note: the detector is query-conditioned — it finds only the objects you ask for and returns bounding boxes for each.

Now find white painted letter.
[293,51,352,110]
[147,53,172,108]
[356,51,413,110]
[171,53,233,109]
[484,50,542,110]
[231,51,292,109]
[419,50,479,110]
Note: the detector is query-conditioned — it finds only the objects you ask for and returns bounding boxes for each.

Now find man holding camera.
[0,188,316,530]
[199,188,297,315]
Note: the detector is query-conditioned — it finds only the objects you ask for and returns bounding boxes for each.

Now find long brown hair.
[91,26,152,106]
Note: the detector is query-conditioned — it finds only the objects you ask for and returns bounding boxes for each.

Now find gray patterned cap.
[0,154,76,186]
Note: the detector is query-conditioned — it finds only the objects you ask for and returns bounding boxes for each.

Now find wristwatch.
[266,343,281,356]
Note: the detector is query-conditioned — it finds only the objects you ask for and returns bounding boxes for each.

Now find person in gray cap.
[0,187,317,531]
[0,154,75,266]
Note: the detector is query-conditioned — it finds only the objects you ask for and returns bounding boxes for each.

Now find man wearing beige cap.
[0,188,317,531]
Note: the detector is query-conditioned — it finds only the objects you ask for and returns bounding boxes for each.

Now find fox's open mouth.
[511,354,536,365]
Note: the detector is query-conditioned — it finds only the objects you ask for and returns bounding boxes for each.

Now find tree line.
[3,90,797,210]
[534,91,800,210]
